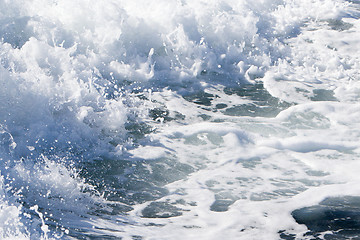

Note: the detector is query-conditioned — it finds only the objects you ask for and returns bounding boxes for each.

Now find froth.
[0,0,359,239]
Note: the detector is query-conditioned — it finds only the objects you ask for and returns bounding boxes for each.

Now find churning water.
[0,0,360,239]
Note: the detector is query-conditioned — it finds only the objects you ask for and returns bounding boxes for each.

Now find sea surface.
[1,0,360,239]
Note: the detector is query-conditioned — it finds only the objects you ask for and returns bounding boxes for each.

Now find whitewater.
[0,0,360,239]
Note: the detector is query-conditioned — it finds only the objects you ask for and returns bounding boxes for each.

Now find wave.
[0,0,359,239]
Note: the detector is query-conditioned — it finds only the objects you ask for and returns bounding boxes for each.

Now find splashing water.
[0,0,360,239]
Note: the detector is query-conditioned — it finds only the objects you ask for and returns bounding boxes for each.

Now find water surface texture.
[0,0,360,239]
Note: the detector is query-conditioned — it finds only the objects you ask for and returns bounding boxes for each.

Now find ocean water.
[0,0,360,239]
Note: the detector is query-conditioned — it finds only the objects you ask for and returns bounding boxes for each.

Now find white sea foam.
[0,0,359,239]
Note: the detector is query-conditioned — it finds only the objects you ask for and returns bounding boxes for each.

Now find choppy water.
[0,0,360,239]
